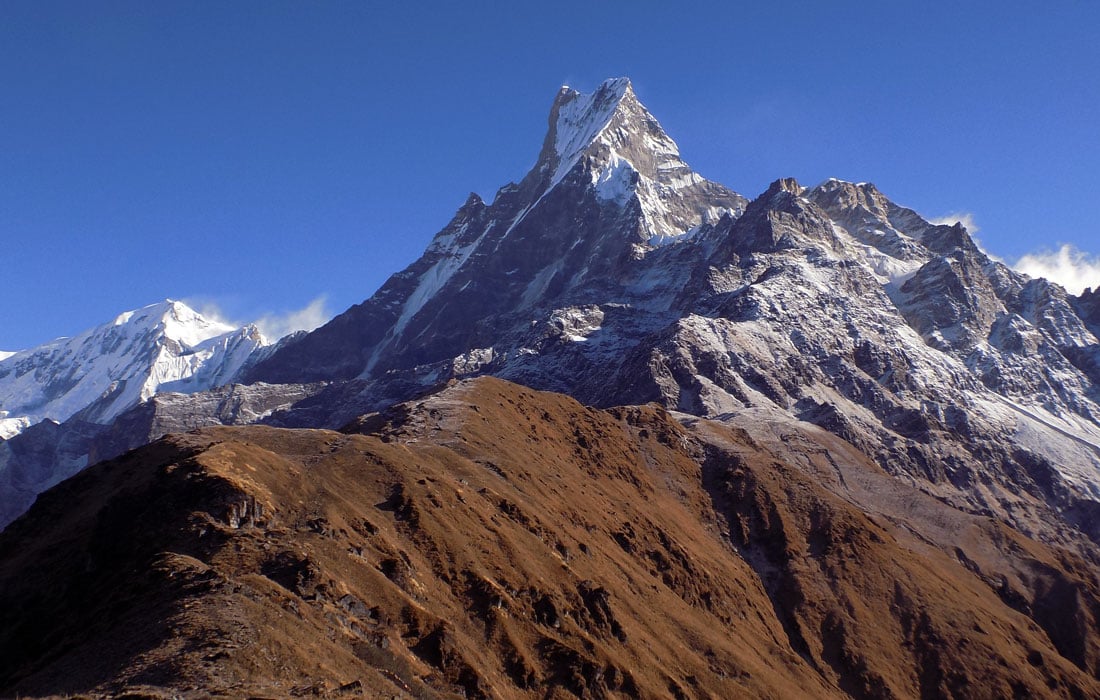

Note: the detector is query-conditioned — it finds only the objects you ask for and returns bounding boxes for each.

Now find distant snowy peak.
[117,299,236,347]
[0,352,15,363]
[0,299,267,435]
[545,77,684,183]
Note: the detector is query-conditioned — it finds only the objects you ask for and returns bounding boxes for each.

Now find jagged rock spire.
[519,78,746,246]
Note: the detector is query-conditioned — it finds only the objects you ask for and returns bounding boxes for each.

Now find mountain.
[245,77,746,384]
[245,79,1100,555]
[2,77,1100,697]
[0,300,269,526]
[2,378,1098,698]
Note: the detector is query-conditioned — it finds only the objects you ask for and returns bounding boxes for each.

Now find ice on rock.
[592,153,636,204]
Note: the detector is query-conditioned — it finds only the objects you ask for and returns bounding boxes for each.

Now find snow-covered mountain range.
[2,78,1100,558]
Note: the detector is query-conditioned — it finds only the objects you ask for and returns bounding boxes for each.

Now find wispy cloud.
[253,296,332,341]
[1013,244,1100,295]
[184,296,333,342]
[186,299,236,328]
[929,211,980,234]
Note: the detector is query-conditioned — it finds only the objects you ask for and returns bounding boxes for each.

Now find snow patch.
[392,243,479,339]
[592,153,636,204]
[0,414,31,440]
[521,260,567,308]
[452,347,495,375]
[981,395,1100,498]
[363,226,495,376]
[549,306,605,343]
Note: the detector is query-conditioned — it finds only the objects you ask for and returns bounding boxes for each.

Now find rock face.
[244,79,1100,554]
[2,378,1099,699]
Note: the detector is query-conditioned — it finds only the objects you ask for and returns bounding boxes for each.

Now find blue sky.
[3,2,1099,349]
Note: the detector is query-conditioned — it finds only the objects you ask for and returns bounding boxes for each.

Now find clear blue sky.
[3,2,1099,350]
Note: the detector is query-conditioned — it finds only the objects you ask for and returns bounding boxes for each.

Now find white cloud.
[1013,244,1100,295]
[929,211,980,234]
[186,299,237,328]
[183,296,333,342]
[254,296,332,341]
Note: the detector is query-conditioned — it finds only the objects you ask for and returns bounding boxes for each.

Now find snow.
[0,414,30,440]
[980,395,1100,498]
[0,300,266,436]
[482,78,743,259]
[0,352,15,363]
[592,153,636,204]
[549,306,605,342]
[551,78,632,186]
[363,225,493,376]
[451,347,496,376]
[664,172,705,190]
[394,238,481,337]
[159,300,237,347]
[521,260,567,308]
[113,310,135,325]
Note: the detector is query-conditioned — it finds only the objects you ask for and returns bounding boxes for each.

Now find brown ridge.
[0,377,1097,698]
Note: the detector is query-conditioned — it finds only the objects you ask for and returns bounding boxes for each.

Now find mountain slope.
[2,378,1097,699]
[2,77,1099,697]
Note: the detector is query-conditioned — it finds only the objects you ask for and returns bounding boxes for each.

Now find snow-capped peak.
[133,299,237,348]
[0,352,15,363]
[523,78,746,247]
[548,77,635,185]
[0,299,266,436]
